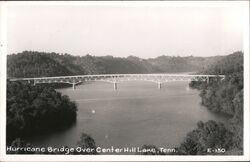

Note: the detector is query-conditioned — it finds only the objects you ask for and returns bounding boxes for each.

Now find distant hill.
[147,55,223,73]
[7,51,73,78]
[201,51,243,75]
[8,51,225,78]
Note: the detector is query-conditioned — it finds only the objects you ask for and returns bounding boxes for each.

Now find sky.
[7,2,245,58]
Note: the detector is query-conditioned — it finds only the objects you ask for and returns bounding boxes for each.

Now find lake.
[25,81,229,154]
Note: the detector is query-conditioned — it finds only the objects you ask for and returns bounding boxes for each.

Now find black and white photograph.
[0,1,249,161]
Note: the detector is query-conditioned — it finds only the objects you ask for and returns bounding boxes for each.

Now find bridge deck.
[9,74,225,90]
[9,73,225,81]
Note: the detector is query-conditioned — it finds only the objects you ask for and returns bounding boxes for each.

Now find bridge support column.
[72,83,75,90]
[206,76,209,84]
[158,82,161,89]
[114,82,117,90]
[33,80,36,86]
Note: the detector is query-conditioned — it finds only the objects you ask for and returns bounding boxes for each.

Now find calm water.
[26,81,228,153]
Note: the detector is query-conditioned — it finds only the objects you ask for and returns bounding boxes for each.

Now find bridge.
[9,74,225,90]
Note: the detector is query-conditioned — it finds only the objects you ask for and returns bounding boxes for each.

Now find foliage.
[7,51,74,77]
[202,51,243,75]
[75,132,98,155]
[177,120,233,155]
[8,51,224,78]
[7,81,77,141]
[189,52,243,116]
[148,55,222,73]
[141,51,244,155]
[188,51,244,154]
[139,120,235,155]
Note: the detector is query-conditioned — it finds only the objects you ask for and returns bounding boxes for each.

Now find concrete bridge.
[9,74,225,90]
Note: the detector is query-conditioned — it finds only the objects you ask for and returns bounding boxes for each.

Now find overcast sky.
[7,3,244,58]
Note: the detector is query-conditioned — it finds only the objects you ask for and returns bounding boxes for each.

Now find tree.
[76,133,97,155]
[178,120,233,155]
[7,81,77,141]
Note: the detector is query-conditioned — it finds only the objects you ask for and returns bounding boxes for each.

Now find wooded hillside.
[7,51,223,78]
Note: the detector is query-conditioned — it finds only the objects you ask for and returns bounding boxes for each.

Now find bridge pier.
[206,76,209,84]
[158,82,161,89]
[72,83,76,90]
[114,82,117,90]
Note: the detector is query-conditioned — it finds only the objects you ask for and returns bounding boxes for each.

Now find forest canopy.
[7,81,77,141]
[7,51,224,78]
